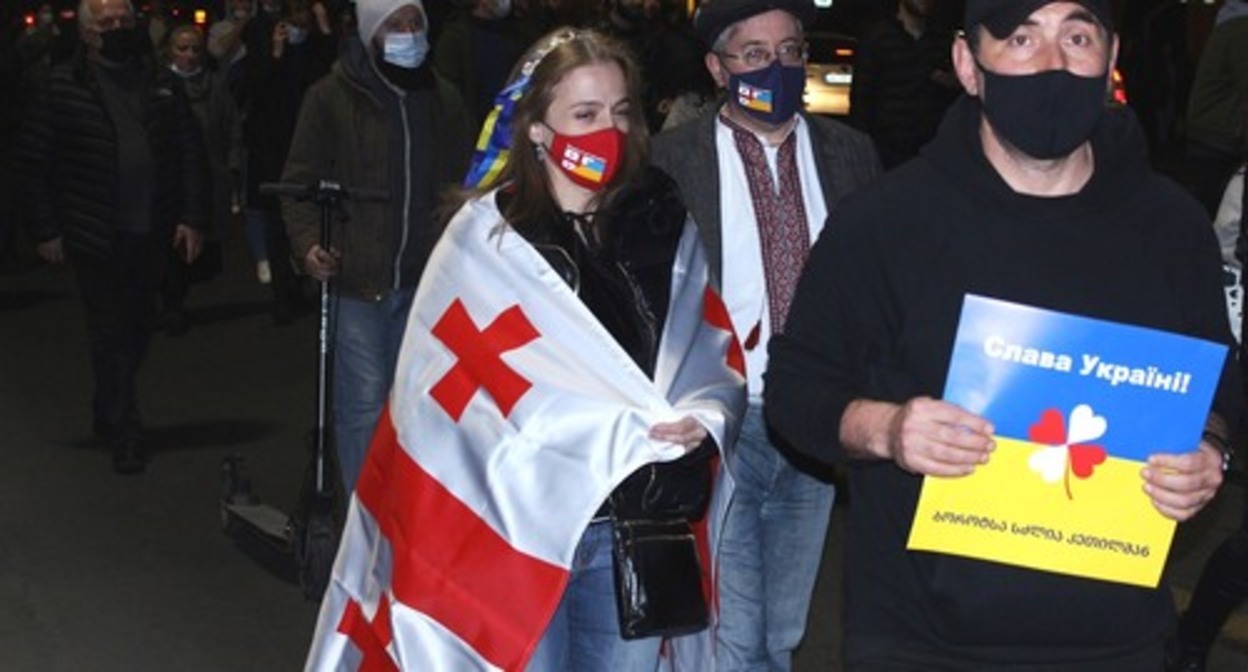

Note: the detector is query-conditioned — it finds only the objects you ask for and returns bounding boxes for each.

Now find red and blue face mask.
[728,61,807,126]
[545,125,625,191]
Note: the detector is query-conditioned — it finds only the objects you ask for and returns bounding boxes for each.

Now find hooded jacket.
[766,96,1243,665]
[281,35,472,299]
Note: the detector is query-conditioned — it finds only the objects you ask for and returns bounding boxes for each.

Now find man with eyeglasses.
[651,0,880,669]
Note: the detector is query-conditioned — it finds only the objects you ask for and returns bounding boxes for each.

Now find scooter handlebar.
[259,181,389,203]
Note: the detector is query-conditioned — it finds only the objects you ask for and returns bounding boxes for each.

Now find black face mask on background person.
[977,65,1108,160]
[99,26,144,63]
[374,52,434,92]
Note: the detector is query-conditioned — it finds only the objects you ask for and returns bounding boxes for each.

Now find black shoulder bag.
[609,440,715,640]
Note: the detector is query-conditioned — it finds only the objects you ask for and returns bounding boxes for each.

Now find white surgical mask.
[487,0,512,17]
[233,7,250,19]
[286,24,307,44]
[382,31,428,69]
[169,63,203,78]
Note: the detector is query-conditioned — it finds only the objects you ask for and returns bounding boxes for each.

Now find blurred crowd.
[0,0,719,320]
[0,0,1241,279]
[0,0,1246,669]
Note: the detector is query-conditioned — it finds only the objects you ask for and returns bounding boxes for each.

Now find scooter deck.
[222,500,293,552]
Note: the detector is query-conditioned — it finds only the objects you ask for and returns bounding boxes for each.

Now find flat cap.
[693,0,818,48]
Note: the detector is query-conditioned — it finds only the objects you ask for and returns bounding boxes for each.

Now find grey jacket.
[651,109,881,284]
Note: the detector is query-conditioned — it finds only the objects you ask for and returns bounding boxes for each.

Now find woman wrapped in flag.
[305,28,747,672]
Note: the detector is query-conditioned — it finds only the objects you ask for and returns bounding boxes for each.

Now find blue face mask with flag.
[727,61,807,126]
[383,31,429,70]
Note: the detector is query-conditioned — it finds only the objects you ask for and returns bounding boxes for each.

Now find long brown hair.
[442,28,649,238]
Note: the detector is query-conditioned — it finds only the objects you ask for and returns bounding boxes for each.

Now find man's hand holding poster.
[907,294,1227,587]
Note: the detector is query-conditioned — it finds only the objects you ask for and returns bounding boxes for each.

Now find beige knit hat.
[355,0,426,47]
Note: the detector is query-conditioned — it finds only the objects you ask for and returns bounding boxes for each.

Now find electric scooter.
[219,179,387,600]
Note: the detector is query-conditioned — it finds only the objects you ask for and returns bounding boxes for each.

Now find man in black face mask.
[279,0,473,494]
[14,0,209,475]
[765,0,1243,669]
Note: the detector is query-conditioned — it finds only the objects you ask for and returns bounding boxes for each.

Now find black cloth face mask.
[976,64,1108,160]
[99,26,144,63]
[374,52,435,92]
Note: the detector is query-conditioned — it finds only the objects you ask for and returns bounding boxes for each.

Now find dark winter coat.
[16,48,209,259]
[281,37,473,300]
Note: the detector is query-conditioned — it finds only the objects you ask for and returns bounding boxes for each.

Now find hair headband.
[462,29,587,189]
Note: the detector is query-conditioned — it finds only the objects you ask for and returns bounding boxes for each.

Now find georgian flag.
[305,191,746,671]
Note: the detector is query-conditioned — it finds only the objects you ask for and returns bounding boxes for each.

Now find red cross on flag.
[305,192,746,671]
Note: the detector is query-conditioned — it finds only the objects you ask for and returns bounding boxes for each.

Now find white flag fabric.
[305,191,746,671]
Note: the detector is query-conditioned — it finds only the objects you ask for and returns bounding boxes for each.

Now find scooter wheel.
[293,509,338,601]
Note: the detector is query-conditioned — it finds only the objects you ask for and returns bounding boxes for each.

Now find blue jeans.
[527,522,662,672]
[715,404,835,671]
[332,289,414,493]
[242,207,270,263]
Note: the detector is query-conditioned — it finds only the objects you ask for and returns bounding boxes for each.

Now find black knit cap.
[693,0,819,48]
[964,0,1114,38]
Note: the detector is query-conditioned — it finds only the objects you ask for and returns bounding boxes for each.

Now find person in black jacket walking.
[238,0,335,323]
[15,0,209,474]
[848,0,960,169]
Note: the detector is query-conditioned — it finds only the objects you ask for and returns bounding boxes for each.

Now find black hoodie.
[766,96,1243,666]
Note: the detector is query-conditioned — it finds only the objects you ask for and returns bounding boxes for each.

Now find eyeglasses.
[718,42,808,69]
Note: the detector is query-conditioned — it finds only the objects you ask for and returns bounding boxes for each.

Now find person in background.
[239,0,335,322]
[432,0,538,128]
[158,24,241,335]
[280,0,472,493]
[848,0,960,169]
[1118,0,1192,156]
[3,3,58,266]
[15,0,209,474]
[651,0,717,132]
[765,0,1241,667]
[209,0,262,271]
[651,0,881,669]
[208,0,254,93]
[140,0,171,49]
[14,2,69,121]
[1185,0,1248,219]
[596,0,703,132]
[541,0,605,27]
[1167,107,1248,672]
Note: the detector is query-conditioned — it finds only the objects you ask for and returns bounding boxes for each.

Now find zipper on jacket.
[393,97,413,292]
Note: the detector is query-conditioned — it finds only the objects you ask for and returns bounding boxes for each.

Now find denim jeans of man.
[527,521,662,671]
[332,288,415,493]
[716,404,835,671]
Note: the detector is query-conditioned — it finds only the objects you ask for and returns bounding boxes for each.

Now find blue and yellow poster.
[907,295,1227,587]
